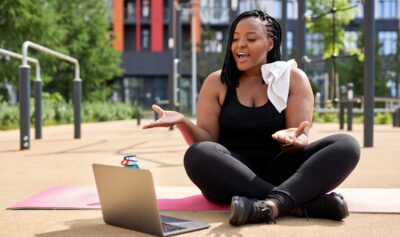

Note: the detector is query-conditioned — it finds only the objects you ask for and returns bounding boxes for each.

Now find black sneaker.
[229,196,275,226]
[300,192,349,221]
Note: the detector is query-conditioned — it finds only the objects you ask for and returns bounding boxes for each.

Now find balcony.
[122,51,170,75]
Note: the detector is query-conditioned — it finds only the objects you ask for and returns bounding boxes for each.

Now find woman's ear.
[267,39,274,51]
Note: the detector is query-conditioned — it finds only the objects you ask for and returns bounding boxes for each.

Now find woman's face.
[231,17,273,72]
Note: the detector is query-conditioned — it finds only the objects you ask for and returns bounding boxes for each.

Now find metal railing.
[0,48,44,139]
[19,41,82,150]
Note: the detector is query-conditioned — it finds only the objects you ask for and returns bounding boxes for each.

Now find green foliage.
[0,102,19,130]
[49,0,122,102]
[312,112,393,125]
[197,26,226,82]
[313,112,338,123]
[336,38,389,97]
[306,0,359,59]
[0,0,122,102]
[0,94,138,130]
[374,113,392,124]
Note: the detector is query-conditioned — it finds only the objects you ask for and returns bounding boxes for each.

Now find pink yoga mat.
[7,186,400,214]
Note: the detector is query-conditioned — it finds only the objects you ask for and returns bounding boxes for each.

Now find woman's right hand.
[142,104,185,129]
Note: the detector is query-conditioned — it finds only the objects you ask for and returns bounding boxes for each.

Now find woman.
[143,10,360,226]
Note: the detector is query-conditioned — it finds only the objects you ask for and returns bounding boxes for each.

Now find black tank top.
[219,86,286,161]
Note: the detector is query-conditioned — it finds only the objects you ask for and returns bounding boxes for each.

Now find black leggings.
[183,134,360,214]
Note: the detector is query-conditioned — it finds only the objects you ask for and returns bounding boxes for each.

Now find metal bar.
[363,0,375,147]
[168,0,175,112]
[19,66,30,150]
[296,0,306,69]
[281,0,288,60]
[22,41,80,80]
[73,80,82,139]
[0,48,41,81]
[34,80,42,139]
[1,48,43,141]
[21,41,82,142]
[191,5,198,116]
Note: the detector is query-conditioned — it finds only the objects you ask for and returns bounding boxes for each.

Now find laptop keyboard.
[162,222,186,232]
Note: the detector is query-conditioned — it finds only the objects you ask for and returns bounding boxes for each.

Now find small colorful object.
[121,154,139,169]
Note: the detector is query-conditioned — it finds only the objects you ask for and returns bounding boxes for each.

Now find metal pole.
[73,79,82,138]
[281,0,288,60]
[339,85,346,130]
[296,0,306,69]
[173,58,179,109]
[191,4,198,116]
[19,65,30,150]
[364,0,375,147]
[22,41,81,140]
[0,49,42,140]
[347,83,354,131]
[34,80,42,139]
[168,0,176,111]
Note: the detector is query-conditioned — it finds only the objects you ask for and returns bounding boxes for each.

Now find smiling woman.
[143,9,360,227]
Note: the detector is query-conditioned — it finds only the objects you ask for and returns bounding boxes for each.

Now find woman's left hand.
[272,121,309,151]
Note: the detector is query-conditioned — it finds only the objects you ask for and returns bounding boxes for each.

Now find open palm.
[142,104,184,129]
[272,121,309,147]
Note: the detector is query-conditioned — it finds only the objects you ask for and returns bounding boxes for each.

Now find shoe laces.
[250,201,276,224]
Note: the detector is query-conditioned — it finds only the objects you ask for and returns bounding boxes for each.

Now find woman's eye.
[232,38,238,42]
[247,39,256,42]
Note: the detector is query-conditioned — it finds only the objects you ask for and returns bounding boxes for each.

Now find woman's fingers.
[152,104,164,116]
[295,121,309,137]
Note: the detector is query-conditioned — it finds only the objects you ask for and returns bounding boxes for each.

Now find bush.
[0,93,138,130]
[0,102,19,130]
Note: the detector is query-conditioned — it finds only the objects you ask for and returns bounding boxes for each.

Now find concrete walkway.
[0,120,399,236]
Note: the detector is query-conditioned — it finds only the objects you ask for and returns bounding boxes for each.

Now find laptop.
[92,164,210,236]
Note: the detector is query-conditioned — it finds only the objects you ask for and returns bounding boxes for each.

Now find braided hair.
[220,10,282,87]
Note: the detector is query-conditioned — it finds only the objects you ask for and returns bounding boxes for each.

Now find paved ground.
[0,120,399,237]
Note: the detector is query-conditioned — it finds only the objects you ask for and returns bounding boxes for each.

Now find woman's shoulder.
[203,70,226,89]
[289,63,308,83]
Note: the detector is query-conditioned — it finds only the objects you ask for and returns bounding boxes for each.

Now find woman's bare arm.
[143,70,225,146]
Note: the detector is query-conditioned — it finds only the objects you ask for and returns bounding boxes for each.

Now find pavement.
[0,119,399,237]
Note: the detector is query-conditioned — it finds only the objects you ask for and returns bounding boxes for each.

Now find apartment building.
[108,0,400,109]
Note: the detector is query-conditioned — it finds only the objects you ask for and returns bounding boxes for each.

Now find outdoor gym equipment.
[19,41,82,150]
[0,48,43,139]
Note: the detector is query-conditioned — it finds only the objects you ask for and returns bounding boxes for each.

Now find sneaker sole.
[229,197,247,226]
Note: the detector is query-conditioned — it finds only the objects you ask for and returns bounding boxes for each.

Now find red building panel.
[151,0,164,52]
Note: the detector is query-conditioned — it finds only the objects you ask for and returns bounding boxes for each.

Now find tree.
[306,0,359,59]
[0,0,63,100]
[49,0,122,102]
[336,33,387,98]
[0,0,122,102]
[306,0,359,100]
[197,26,226,82]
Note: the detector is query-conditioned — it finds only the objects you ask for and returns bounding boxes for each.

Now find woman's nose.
[238,39,246,47]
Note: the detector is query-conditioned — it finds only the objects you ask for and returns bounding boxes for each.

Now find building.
[108,0,400,109]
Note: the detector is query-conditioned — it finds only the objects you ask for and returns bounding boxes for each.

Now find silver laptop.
[92,164,210,236]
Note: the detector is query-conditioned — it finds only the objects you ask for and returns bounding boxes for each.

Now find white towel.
[261,59,297,113]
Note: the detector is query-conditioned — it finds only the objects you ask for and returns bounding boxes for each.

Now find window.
[349,0,363,18]
[286,31,293,55]
[123,77,144,103]
[126,1,135,20]
[344,31,360,52]
[287,0,297,19]
[237,0,258,13]
[378,31,397,55]
[273,0,282,19]
[142,0,150,18]
[204,31,223,53]
[378,0,397,19]
[201,0,229,24]
[306,33,323,56]
[142,28,150,50]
